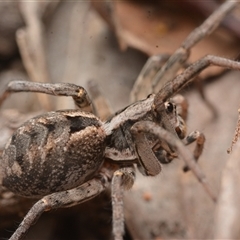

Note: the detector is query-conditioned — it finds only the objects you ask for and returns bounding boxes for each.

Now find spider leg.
[152,0,237,93]
[131,1,234,111]
[131,120,217,202]
[9,169,112,240]
[155,55,240,109]
[0,80,92,112]
[111,166,135,240]
[182,131,205,172]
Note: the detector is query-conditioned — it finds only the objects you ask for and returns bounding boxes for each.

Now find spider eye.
[165,102,174,113]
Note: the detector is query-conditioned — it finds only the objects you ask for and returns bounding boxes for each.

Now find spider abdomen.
[1,110,106,198]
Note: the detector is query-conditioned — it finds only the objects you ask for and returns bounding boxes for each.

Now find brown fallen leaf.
[92,1,240,78]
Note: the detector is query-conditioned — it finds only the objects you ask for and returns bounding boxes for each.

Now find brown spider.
[0,1,240,240]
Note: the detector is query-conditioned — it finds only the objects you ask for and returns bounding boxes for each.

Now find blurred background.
[0,1,240,239]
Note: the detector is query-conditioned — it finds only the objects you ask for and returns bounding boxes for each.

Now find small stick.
[227,108,240,153]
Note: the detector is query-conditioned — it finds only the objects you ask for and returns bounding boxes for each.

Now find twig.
[214,140,240,239]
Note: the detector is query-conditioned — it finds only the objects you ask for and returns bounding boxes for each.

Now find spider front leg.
[130,0,237,103]
[111,166,135,240]
[131,120,217,202]
[9,166,113,240]
[0,80,92,112]
[151,0,237,93]
[155,55,240,106]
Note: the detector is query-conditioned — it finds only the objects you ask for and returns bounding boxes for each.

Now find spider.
[0,1,240,240]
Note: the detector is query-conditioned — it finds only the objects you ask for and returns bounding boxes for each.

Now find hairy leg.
[111,166,135,240]
[0,81,92,112]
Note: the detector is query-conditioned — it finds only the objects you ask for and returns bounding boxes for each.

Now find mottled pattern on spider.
[0,1,240,240]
